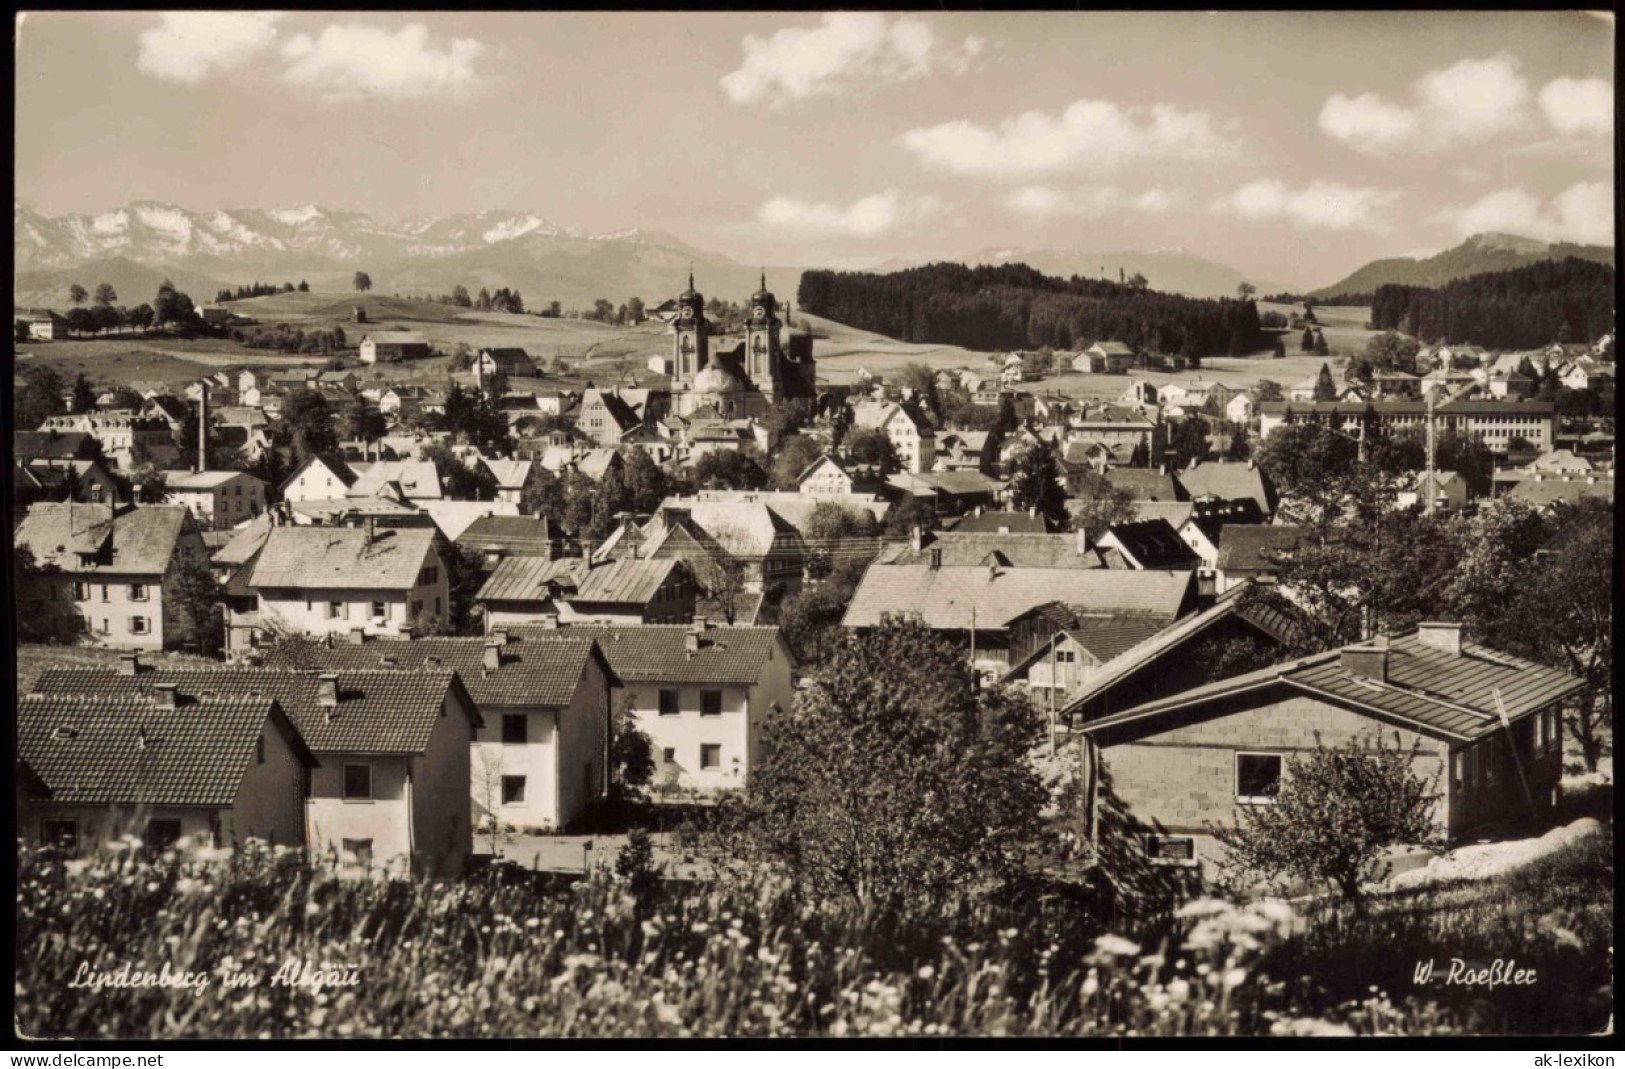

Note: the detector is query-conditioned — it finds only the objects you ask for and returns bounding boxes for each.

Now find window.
[1235,752,1282,804]
[1465,744,1480,788]
[89,484,104,503]
[256,735,266,765]
[101,585,110,603]
[1484,738,1499,785]
[1450,751,1463,792]
[502,714,528,745]
[1056,650,1076,664]
[341,838,373,865]
[129,616,148,635]
[1145,835,1196,864]
[146,819,183,852]
[662,747,676,764]
[372,601,387,620]
[658,689,680,716]
[99,618,110,635]
[700,690,723,717]
[700,744,721,769]
[41,819,78,851]
[418,566,439,586]
[343,763,373,800]
[435,597,442,616]
[327,601,346,620]
[501,776,526,805]
[411,600,422,619]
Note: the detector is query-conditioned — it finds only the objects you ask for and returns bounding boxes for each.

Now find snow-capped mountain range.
[13,201,670,268]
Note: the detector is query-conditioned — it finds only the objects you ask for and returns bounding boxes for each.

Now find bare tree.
[472,744,510,857]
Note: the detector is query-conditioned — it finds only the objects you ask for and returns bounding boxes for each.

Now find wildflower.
[1175,897,1232,920]
[1080,969,1099,998]
[525,918,540,929]
[145,881,160,892]
[1094,934,1141,957]
[1168,978,1191,1001]
[1222,967,1247,989]
[917,965,935,981]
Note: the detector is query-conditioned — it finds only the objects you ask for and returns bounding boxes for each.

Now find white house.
[164,470,268,531]
[851,400,935,474]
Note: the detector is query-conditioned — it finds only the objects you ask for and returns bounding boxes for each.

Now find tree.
[1314,330,1330,357]
[1170,414,1211,465]
[893,362,943,422]
[841,427,899,475]
[1126,272,1148,291]
[69,373,96,413]
[344,396,388,446]
[768,433,825,491]
[801,502,878,581]
[734,617,1046,912]
[280,390,339,459]
[1212,732,1445,903]
[1236,281,1257,301]
[626,296,645,324]
[15,318,30,342]
[1301,326,1316,353]
[92,305,122,336]
[65,308,96,336]
[1064,470,1137,534]
[621,448,670,514]
[353,272,373,293]
[154,280,196,328]
[1255,379,1285,403]
[592,298,615,323]
[298,280,310,292]
[1363,331,1421,375]
[1255,420,1361,526]
[421,440,499,502]
[16,365,67,428]
[168,540,224,655]
[68,283,88,306]
[450,285,472,308]
[690,448,769,491]
[1311,362,1338,401]
[610,693,656,805]
[1272,337,1286,359]
[128,304,155,332]
[1004,439,1066,521]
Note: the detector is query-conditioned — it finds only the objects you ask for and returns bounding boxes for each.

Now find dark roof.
[1065,615,1171,661]
[1184,498,1265,543]
[1101,519,1202,569]
[1259,400,1556,417]
[259,635,611,708]
[14,503,196,576]
[510,623,789,684]
[1101,468,1184,502]
[15,430,98,461]
[31,667,476,755]
[281,452,357,492]
[17,693,314,807]
[1081,629,1587,744]
[211,513,275,567]
[1507,479,1614,508]
[248,526,439,591]
[455,515,562,557]
[882,532,1099,569]
[945,511,1050,534]
[1214,524,1303,572]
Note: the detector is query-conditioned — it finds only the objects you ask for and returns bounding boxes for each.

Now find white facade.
[165,472,267,530]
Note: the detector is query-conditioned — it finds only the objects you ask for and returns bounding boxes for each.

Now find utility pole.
[1424,387,1437,516]
[1049,631,1058,756]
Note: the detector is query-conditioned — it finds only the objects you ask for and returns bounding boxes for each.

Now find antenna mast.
[1425,387,1437,516]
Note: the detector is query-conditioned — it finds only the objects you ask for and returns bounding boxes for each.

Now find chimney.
[538,613,560,630]
[1077,526,1089,554]
[490,628,510,646]
[1415,622,1463,657]
[684,630,701,654]
[1340,640,1389,682]
[151,682,179,709]
[347,627,366,645]
[118,652,142,676]
[483,640,503,673]
[365,516,376,544]
[136,727,152,751]
[929,546,942,570]
[196,381,209,473]
[316,673,339,708]
[910,524,923,552]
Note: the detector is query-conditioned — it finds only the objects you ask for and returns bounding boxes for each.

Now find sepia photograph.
[10,10,1616,1045]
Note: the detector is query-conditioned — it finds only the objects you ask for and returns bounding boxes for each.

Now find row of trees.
[1367,258,1613,348]
[230,323,349,354]
[217,281,308,301]
[798,262,1268,357]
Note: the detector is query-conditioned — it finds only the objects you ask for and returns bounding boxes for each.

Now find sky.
[14,10,1616,289]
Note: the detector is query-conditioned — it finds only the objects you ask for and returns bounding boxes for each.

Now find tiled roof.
[1175,461,1276,513]
[248,525,438,591]
[1506,479,1613,508]
[883,532,1098,569]
[31,667,473,754]
[654,498,803,560]
[574,558,684,604]
[1065,615,1171,661]
[482,458,533,489]
[456,514,562,557]
[1081,629,1587,744]
[260,635,607,708]
[348,460,442,500]
[1101,519,1202,569]
[843,565,1192,630]
[18,693,313,807]
[477,556,583,602]
[1215,524,1303,572]
[945,511,1049,534]
[510,623,787,684]
[15,503,196,576]
[1102,468,1183,502]
[166,470,250,490]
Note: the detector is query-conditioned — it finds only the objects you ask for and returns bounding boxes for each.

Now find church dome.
[693,364,741,394]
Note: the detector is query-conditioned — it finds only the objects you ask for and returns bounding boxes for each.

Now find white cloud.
[280,23,486,102]
[1434,181,1613,245]
[1216,179,1400,232]
[1319,54,1530,155]
[757,190,943,238]
[721,13,983,106]
[901,100,1236,178]
[1006,185,1180,218]
[137,12,283,85]
[1539,77,1612,136]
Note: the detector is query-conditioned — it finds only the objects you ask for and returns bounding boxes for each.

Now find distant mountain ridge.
[1311,232,1615,299]
[13,201,807,310]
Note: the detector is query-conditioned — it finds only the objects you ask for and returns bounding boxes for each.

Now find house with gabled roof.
[1214,525,1303,594]
[31,660,481,876]
[225,523,450,653]
[475,347,538,379]
[1175,459,1277,518]
[456,514,567,570]
[359,332,430,364]
[879,528,1099,569]
[1092,519,1203,571]
[477,556,695,628]
[13,503,208,649]
[1078,624,1587,870]
[347,459,442,501]
[262,632,615,832]
[514,620,795,796]
[280,452,360,504]
[16,686,317,853]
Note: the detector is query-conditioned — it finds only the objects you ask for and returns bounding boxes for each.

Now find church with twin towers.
[668,270,818,420]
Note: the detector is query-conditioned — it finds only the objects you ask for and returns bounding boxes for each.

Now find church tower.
[672,268,710,389]
[744,271,783,400]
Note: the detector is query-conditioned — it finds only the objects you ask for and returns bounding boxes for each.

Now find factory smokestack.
[195,381,208,473]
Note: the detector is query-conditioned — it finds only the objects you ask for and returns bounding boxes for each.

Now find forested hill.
[1368,257,1615,348]
[796,262,1266,357]
[1311,232,1613,299]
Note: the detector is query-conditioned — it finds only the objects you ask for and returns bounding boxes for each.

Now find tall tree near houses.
[93,282,117,307]
[69,373,96,414]
[1301,325,1316,353]
[68,283,88,306]
[1311,362,1338,401]
[1005,439,1067,522]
